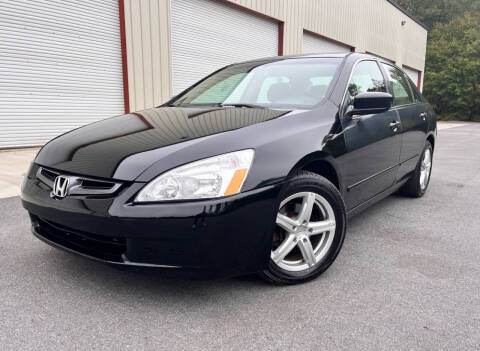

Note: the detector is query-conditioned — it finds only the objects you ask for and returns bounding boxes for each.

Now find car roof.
[231,52,383,66]
[292,52,352,58]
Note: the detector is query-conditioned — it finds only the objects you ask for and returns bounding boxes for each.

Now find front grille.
[32,216,126,262]
[39,167,58,183]
[36,166,122,196]
[81,179,118,190]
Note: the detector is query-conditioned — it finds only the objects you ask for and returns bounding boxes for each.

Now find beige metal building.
[0,0,427,148]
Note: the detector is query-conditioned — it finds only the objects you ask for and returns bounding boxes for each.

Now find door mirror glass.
[345,92,393,118]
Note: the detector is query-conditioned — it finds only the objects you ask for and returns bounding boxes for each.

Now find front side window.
[170,58,342,109]
[346,60,386,106]
[381,64,414,106]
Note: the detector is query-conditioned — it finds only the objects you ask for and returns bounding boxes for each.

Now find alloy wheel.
[271,191,336,272]
[419,148,432,190]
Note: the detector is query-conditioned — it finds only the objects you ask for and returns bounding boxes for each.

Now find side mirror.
[345,92,393,119]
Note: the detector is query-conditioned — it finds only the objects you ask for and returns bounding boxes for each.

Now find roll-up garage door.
[302,31,351,54]
[171,0,279,95]
[0,0,124,148]
[402,66,421,90]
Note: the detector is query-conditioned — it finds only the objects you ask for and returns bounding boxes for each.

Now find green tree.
[423,12,480,121]
[395,0,480,121]
[395,0,480,29]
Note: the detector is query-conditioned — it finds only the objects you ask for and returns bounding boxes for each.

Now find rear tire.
[400,141,433,198]
[259,171,346,285]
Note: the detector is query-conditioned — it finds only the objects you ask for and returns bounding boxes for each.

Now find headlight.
[135,149,254,202]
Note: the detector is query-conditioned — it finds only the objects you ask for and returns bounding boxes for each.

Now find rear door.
[341,60,402,210]
[381,64,428,181]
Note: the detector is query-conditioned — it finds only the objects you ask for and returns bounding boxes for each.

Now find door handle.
[389,121,401,132]
[419,112,427,120]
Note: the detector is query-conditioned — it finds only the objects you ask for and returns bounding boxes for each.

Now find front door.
[341,60,402,210]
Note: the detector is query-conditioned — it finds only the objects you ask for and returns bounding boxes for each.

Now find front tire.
[259,171,346,285]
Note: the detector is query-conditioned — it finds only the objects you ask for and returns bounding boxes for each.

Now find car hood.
[35,106,289,181]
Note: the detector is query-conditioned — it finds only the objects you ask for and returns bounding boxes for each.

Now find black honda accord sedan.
[22,53,436,284]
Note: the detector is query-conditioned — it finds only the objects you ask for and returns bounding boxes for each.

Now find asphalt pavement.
[1,122,479,350]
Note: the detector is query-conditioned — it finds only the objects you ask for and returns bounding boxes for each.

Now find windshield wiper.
[220,103,267,109]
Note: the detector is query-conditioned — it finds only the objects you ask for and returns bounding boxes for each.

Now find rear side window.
[381,64,414,106]
[346,60,386,106]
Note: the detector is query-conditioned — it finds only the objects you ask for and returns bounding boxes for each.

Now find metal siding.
[219,0,426,71]
[123,0,427,110]
[302,32,351,54]
[170,0,278,95]
[0,0,124,148]
[123,0,171,112]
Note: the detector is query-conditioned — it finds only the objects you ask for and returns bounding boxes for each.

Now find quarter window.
[381,64,414,106]
[346,61,386,106]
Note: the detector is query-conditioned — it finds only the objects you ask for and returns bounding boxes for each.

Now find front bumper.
[22,169,283,277]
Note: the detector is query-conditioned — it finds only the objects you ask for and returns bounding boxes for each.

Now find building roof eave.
[386,0,428,31]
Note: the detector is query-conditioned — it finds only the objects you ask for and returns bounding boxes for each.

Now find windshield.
[169,58,342,109]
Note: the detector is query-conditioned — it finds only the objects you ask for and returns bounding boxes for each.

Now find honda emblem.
[51,176,70,198]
